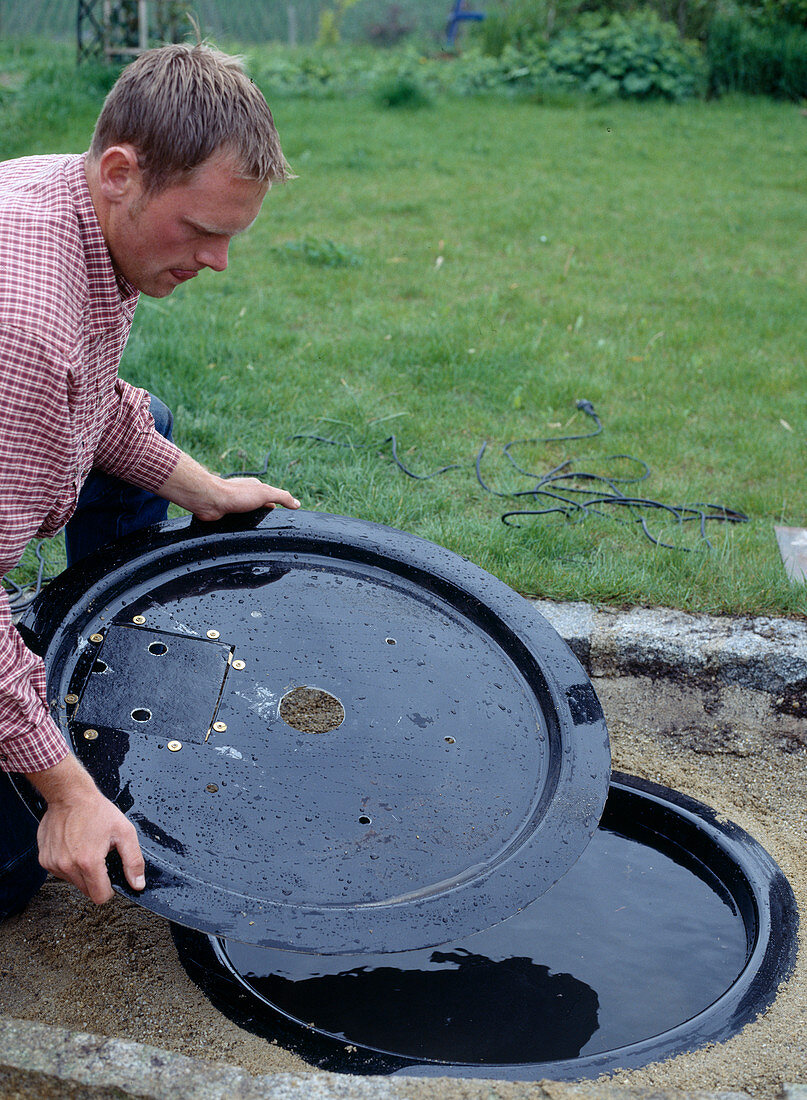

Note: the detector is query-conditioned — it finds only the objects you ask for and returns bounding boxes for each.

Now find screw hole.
[92,660,108,673]
[148,642,168,656]
[444,736,456,744]
[385,637,397,645]
[131,708,152,723]
[359,815,372,825]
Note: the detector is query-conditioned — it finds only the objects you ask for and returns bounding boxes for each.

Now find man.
[0,42,300,919]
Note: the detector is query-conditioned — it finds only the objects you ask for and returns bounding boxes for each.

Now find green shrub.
[474,0,556,54]
[707,9,807,96]
[271,237,363,267]
[546,12,707,99]
[316,0,362,46]
[756,0,807,28]
[474,0,716,50]
[373,74,432,107]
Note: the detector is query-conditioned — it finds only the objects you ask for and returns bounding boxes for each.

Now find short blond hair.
[90,43,290,192]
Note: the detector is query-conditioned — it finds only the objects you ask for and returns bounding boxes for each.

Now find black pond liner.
[171,772,799,1081]
[16,509,609,953]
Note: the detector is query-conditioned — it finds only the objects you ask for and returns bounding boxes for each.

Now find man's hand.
[157,452,300,522]
[25,755,145,904]
[193,474,300,522]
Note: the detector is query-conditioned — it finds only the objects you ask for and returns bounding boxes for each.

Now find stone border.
[531,599,807,694]
[0,1017,765,1100]
[532,599,807,748]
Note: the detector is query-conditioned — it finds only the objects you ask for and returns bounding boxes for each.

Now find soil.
[0,719,804,1099]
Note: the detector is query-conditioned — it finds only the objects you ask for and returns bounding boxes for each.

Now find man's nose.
[197,238,230,272]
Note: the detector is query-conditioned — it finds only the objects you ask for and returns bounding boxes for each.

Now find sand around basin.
[0,721,804,1100]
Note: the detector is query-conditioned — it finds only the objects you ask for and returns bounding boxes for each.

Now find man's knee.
[0,849,46,921]
[149,394,174,442]
[0,772,46,921]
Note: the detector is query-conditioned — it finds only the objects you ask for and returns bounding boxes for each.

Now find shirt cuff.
[94,382,182,492]
[122,431,182,493]
[0,716,70,774]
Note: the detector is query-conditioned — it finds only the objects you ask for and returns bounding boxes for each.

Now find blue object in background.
[446,0,485,47]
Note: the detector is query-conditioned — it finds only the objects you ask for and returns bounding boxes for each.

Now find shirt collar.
[65,154,139,324]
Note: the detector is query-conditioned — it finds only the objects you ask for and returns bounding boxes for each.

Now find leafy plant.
[316,0,361,46]
[474,0,583,51]
[272,237,363,267]
[707,8,807,96]
[373,74,432,107]
[545,11,707,99]
[474,0,717,47]
[747,0,807,27]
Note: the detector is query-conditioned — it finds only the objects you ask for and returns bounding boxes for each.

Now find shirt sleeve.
[94,378,181,491]
[0,325,74,773]
[0,592,68,774]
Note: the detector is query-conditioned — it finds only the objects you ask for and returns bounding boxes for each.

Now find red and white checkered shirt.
[0,153,181,774]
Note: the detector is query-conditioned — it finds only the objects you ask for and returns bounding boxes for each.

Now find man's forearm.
[24,751,96,804]
[156,451,300,521]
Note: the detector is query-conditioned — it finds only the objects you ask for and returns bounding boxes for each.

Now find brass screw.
[65,694,79,705]
[89,633,104,644]
[206,629,220,640]
[167,740,182,752]
[206,783,219,793]
[132,615,146,625]
[212,721,227,733]
[83,729,99,741]
[232,659,246,671]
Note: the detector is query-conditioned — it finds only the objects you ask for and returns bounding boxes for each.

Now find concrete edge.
[527,598,807,752]
[529,599,807,696]
[0,1017,766,1100]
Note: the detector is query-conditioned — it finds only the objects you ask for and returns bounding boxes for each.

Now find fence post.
[139,0,148,51]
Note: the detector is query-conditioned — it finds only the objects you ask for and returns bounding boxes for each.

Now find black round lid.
[20,510,610,954]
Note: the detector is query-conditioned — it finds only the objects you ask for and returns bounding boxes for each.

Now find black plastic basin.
[171,772,798,1080]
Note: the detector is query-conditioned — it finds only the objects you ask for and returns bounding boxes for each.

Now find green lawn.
[3,43,806,616]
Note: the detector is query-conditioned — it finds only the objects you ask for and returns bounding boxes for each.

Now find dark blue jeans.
[0,395,173,919]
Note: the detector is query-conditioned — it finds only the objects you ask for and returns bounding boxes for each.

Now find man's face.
[104,152,269,298]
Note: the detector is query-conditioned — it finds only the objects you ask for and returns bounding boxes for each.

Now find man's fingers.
[31,764,145,905]
[259,483,300,510]
[273,489,301,510]
[186,474,301,521]
[65,866,90,901]
[78,863,115,905]
[42,849,114,905]
[116,828,147,892]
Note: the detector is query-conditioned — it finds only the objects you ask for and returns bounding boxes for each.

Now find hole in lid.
[385,637,397,645]
[131,708,152,723]
[359,815,372,825]
[445,736,456,744]
[92,660,108,673]
[148,642,168,656]
[279,687,345,734]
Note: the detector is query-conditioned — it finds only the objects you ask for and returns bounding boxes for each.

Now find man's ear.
[96,145,142,204]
